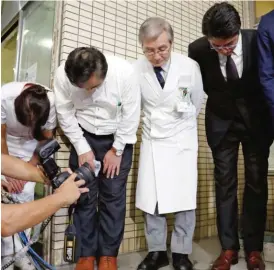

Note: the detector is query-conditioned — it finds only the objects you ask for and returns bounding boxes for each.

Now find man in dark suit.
[188,3,272,270]
[258,10,274,125]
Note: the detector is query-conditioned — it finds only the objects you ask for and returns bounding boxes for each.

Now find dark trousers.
[211,119,269,253]
[69,130,133,257]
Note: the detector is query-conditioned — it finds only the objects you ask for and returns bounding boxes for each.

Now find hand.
[28,153,39,166]
[62,168,73,174]
[55,173,89,205]
[1,181,12,193]
[37,165,50,185]
[103,150,122,179]
[79,151,95,170]
[5,177,27,193]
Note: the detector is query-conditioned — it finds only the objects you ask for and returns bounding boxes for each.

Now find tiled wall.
[50,0,255,266]
[267,175,274,231]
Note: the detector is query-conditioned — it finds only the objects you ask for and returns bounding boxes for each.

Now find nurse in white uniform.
[134,18,204,270]
[1,82,56,269]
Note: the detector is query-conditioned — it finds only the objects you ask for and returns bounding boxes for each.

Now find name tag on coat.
[176,102,196,113]
[177,82,195,113]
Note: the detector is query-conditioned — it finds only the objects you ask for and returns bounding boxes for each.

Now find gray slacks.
[144,210,195,254]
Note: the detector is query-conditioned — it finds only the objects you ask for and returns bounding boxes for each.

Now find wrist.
[39,171,48,184]
[51,193,67,207]
[112,140,126,152]
[29,157,38,166]
[110,147,123,157]
[75,139,92,156]
[29,167,45,183]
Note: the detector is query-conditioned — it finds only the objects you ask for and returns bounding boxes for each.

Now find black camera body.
[35,139,94,190]
[35,139,92,263]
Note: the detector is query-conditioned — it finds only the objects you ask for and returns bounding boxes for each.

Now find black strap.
[68,204,76,225]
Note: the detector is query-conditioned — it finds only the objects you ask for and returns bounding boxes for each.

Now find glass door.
[18,1,55,87]
[17,1,55,200]
[16,1,56,261]
[1,25,18,85]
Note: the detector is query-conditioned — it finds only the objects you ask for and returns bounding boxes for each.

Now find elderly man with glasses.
[134,17,204,270]
[189,3,272,270]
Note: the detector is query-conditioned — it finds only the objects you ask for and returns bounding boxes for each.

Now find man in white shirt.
[54,47,140,270]
[134,18,204,270]
[189,3,272,270]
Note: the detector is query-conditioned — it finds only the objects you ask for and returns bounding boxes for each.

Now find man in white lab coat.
[134,18,204,270]
[54,47,140,270]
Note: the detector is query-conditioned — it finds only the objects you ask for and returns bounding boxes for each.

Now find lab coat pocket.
[176,129,198,152]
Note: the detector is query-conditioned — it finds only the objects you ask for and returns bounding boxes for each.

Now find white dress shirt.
[1,82,56,160]
[54,55,141,156]
[218,32,243,80]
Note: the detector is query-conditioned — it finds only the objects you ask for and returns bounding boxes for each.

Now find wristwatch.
[111,147,123,157]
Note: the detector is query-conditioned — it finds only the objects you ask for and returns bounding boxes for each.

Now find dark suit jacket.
[188,29,272,149]
[258,10,274,120]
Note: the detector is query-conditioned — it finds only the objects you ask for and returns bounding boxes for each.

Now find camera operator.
[1,154,89,237]
[1,154,47,187]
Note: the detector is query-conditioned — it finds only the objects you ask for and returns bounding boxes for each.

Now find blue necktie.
[154,66,165,88]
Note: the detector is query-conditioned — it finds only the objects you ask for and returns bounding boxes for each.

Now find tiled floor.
[57,237,274,270]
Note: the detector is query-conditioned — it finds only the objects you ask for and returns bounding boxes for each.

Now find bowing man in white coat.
[134,18,204,270]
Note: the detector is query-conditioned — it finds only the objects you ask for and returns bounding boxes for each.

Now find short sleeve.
[1,98,6,124]
[1,86,7,124]
[42,91,57,130]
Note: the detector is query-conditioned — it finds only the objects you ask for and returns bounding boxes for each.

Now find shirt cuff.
[113,140,126,152]
[74,138,92,156]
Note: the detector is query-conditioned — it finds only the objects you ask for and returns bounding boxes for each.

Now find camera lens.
[75,162,94,183]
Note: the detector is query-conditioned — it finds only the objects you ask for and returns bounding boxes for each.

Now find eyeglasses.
[210,43,237,51]
[143,46,170,57]
[209,35,239,51]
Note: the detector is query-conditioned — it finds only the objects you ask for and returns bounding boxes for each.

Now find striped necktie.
[154,66,165,88]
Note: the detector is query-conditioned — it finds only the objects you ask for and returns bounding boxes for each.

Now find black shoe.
[137,251,169,270]
[172,253,193,270]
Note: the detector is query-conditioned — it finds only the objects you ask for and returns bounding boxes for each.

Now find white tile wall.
[52,0,251,266]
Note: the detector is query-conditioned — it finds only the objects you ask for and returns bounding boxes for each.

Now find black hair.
[65,47,108,86]
[14,84,50,141]
[202,2,241,39]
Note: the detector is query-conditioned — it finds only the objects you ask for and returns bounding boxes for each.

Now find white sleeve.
[42,92,57,130]
[113,65,141,151]
[190,61,205,117]
[1,93,6,125]
[54,68,91,155]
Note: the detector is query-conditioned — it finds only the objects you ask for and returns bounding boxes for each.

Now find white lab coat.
[1,82,56,257]
[135,52,204,215]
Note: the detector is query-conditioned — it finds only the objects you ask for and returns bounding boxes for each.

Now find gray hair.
[138,17,174,45]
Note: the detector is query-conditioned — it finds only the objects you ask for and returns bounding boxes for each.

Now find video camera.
[35,139,94,190]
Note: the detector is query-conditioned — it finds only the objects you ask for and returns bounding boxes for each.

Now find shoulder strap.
[68,204,76,225]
